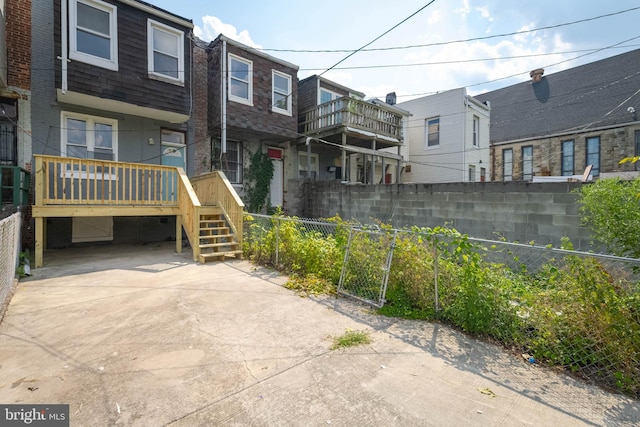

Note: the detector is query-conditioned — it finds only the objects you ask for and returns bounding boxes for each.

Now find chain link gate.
[338,228,396,308]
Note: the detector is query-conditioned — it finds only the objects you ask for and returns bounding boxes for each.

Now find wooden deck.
[32,155,244,267]
[299,97,404,145]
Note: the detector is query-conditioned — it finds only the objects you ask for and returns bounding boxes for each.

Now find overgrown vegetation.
[578,177,640,258]
[244,214,640,397]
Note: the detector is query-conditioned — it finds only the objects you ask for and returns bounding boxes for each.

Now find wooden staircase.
[198,206,243,263]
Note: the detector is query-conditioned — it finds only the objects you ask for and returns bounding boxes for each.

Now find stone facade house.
[476,49,640,182]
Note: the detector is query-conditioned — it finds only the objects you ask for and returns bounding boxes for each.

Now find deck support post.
[35,217,43,268]
[175,215,182,254]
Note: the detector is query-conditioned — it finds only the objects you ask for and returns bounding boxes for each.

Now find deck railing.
[34,155,179,206]
[33,155,245,265]
[177,168,200,261]
[190,171,245,248]
[299,97,404,141]
[0,165,30,207]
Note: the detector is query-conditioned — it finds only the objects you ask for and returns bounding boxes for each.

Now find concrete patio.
[0,243,638,426]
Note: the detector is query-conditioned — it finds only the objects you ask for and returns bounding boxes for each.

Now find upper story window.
[585,136,600,177]
[148,20,184,84]
[472,115,479,147]
[425,117,440,148]
[272,70,292,115]
[229,54,252,105]
[522,145,533,181]
[561,140,574,176]
[69,0,118,71]
[61,111,118,161]
[503,148,513,181]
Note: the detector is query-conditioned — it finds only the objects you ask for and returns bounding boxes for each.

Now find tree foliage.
[578,177,640,258]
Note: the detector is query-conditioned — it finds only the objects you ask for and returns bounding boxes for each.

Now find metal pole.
[434,237,439,313]
[275,218,280,267]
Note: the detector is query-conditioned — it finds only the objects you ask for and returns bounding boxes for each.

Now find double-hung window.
[472,116,479,147]
[561,140,574,176]
[148,20,184,84]
[272,70,292,115]
[69,0,118,71]
[522,146,533,181]
[503,148,513,181]
[298,151,319,179]
[229,55,252,105]
[61,112,117,161]
[585,136,600,177]
[213,140,243,184]
[426,117,440,148]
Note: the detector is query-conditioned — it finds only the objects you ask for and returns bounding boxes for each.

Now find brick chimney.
[530,68,544,83]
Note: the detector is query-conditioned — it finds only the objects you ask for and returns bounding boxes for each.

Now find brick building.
[477,49,640,181]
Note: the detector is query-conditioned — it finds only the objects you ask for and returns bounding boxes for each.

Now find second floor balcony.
[299,97,405,148]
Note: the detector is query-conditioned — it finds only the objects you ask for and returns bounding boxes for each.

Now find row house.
[1,0,31,209]
[205,34,299,208]
[397,88,490,183]
[477,49,640,182]
[297,75,409,186]
[30,0,244,266]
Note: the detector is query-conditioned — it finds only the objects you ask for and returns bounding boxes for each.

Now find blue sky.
[150,0,640,100]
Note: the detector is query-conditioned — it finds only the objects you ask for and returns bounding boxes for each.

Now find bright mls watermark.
[1,405,69,426]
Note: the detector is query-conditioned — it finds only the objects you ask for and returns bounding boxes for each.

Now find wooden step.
[199,241,239,249]
[200,226,230,232]
[198,250,243,263]
[199,219,225,226]
[199,234,235,241]
[199,206,222,215]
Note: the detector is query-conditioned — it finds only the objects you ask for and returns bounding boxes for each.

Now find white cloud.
[454,0,471,17]
[476,6,493,22]
[194,16,261,48]
[427,10,442,25]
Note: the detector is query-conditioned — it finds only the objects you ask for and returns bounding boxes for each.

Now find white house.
[397,88,491,183]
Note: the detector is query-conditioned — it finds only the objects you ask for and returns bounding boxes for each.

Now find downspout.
[61,0,68,93]
[221,39,227,154]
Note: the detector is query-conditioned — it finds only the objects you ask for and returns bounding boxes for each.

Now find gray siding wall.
[287,180,595,250]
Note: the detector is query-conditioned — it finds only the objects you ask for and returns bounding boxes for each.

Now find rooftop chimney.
[385,92,397,105]
[530,68,544,83]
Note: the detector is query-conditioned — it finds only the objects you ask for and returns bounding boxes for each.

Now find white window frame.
[69,0,119,71]
[272,70,292,115]
[147,19,184,85]
[298,151,319,179]
[228,54,253,106]
[503,148,513,182]
[61,111,118,162]
[472,115,479,147]
[425,117,440,149]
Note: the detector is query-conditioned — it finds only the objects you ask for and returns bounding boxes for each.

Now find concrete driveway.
[0,243,638,426]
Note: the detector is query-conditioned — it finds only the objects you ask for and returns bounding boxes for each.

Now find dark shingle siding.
[54,0,191,116]
[476,49,640,143]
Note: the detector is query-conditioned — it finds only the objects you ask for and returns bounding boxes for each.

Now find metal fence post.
[275,218,280,267]
[434,237,439,314]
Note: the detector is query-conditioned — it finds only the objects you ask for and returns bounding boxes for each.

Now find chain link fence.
[244,214,640,398]
[0,212,22,322]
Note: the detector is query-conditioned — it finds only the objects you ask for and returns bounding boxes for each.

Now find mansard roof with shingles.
[475,48,640,144]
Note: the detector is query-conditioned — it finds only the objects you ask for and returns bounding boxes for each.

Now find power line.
[318,1,436,78]
[259,6,640,54]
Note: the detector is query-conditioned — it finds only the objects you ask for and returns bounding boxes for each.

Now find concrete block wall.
[288,180,594,250]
